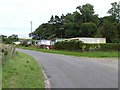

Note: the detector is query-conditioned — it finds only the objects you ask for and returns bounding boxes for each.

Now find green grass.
[0,52,2,90]
[17,45,118,58]
[2,52,45,88]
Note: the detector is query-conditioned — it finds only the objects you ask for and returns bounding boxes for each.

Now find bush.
[54,40,119,51]
[54,40,84,51]
[98,43,119,51]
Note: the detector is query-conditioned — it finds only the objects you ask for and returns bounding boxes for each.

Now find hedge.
[54,40,119,51]
[54,40,84,51]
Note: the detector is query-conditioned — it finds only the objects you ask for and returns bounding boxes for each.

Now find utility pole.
[30,21,33,45]
[30,21,32,33]
[118,1,120,23]
[30,21,33,40]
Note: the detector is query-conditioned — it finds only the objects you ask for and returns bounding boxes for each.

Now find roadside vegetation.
[54,40,119,51]
[17,45,118,58]
[0,40,2,90]
[1,44,44,88]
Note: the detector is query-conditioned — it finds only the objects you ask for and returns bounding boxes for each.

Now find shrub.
[99,43,119,51]
[54,40,119,52]
[54,40,84,51]
[84,43,119,51]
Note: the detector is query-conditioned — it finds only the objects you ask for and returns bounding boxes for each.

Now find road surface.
[17,48,118,88]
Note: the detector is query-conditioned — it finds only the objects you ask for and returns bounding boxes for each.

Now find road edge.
[42,69,51,88]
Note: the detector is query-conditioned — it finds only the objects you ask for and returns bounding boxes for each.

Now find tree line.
[31,2,120,43]
[1,34,19,44]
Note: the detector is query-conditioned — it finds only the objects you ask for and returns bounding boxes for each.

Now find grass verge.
[0,39,1,89]
[17,45,118,58]
[2,51,45,88]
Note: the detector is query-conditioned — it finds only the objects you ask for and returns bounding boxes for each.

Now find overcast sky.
[0,0,119,38]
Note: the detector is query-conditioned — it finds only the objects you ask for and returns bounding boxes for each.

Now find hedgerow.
[54,40,119,51]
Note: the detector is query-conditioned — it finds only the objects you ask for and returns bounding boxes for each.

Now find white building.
[35,40,55,49]
[35,37,106,49]
[35,40,54,46]
[70,37,106,44]
[13,41,21,45]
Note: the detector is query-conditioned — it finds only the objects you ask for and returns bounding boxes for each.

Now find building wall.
[35,40,54,46]
[70,38,106,44]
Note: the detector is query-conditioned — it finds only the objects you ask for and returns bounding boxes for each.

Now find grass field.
[17,45,118,58]
[2,52,45,88]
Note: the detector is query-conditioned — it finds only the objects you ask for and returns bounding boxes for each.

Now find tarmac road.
[17,48,118,88]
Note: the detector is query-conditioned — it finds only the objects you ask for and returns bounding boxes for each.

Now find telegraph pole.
[118,1,120,23]
[30,21,33,45]
[30,21,32,33]
[30,21,33,40]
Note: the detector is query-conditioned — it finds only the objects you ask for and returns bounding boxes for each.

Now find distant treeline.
[0,34,19,44]
[30,2,120,43]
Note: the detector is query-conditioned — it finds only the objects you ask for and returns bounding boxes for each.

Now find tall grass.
[1,44,45,88]
[1,44,16,65]
[0,44,2,90]
[2,52,45,88]
[0,44,16,89]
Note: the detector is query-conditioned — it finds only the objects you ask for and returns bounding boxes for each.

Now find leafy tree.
[32,2,118,43]
[76,4,95,22]
[73,11,81,23]
[8,34,19,42]
[2,37,12,44]
[0,35,7,38]
[49,15,54,24]
[1,34,18,44]
[80,23,97,37]
[97,20,117,43]
[116,23,120,42]
[108,2,120,22]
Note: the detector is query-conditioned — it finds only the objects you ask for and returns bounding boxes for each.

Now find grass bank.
[0,39,1,90]
[17,45,118,58]
[2,51,45,88]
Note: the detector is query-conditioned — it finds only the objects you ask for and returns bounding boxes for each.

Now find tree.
[80,23,97,37]
[49,15,54,23]
[108,2,120,22]
[97,20,117,43]
[2,37,12,44]
[33,2,119,41]
[116,23,120,43]
[8,34,19,42]
[76,4,95,22]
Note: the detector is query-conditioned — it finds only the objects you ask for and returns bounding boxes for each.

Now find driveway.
[17,48,118,88]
